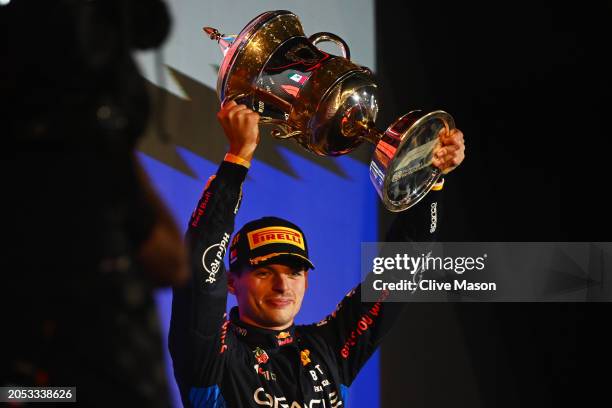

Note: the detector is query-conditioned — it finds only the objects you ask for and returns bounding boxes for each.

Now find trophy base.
[370,110,455,212]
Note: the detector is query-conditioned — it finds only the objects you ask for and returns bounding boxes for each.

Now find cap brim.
[252,253,315,270]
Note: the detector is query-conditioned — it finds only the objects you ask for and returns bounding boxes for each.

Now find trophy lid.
[203,27,236,56]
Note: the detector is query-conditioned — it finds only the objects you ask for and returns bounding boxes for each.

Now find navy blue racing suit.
[169,160,442,407]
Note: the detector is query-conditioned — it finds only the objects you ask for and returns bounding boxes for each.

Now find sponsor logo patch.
[191,191,212,228]
[340,291,389,359]
[253,388,343,407]
[254,364,277,381]
[219,319,229,354]
[254,347,269,365]
[300,349,311,366]
[277,331,290,339]
[202,232,231,284]
[430,201,438,233]
[247,227,305,250]
[276,331,294,346]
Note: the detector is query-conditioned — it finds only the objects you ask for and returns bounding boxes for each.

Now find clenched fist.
[217,100,261,162]
[431,128,465,174]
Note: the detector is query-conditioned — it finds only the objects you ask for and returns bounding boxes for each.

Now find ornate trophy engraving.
[204,10,455,211]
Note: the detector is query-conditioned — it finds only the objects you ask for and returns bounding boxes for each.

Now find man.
[169,101,465,407]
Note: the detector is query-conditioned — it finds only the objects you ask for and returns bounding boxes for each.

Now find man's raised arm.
[168,101,260,404]
[307,127,465,386]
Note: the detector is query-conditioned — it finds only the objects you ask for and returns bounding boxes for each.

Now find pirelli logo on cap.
[247,227,305,250]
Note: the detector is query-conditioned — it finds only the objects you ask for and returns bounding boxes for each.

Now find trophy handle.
[222,93,303,140]
[308,32,351,60]
[259,118,303,140]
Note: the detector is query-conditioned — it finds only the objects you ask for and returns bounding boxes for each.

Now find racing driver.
[169,100,465,407]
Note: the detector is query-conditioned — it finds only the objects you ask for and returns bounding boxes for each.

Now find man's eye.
[256,271,269,277]
[291,270,304,277]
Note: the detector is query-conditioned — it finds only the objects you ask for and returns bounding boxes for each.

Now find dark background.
[376,2,611,407]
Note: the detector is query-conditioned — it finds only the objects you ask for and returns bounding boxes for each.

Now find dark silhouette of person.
[2,1,187,406]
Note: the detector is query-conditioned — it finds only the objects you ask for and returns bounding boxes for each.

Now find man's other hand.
[432,128,465,174]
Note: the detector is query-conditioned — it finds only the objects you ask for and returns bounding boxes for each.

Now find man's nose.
[272,273,289,292]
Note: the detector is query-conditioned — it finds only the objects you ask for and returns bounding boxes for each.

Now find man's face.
[229,263,308,330]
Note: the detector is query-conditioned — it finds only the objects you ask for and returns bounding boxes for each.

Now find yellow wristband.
[224,153,251,169]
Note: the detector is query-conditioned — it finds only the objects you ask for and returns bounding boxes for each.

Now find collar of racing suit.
[229,306,298,349]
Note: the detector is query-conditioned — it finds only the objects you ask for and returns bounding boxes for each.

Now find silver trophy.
[204,10,455,211]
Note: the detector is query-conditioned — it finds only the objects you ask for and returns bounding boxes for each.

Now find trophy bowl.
[204,10,455,212]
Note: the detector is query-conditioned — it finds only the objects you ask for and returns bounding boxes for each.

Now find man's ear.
[304,269,309,290]
[227,271,236,295]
